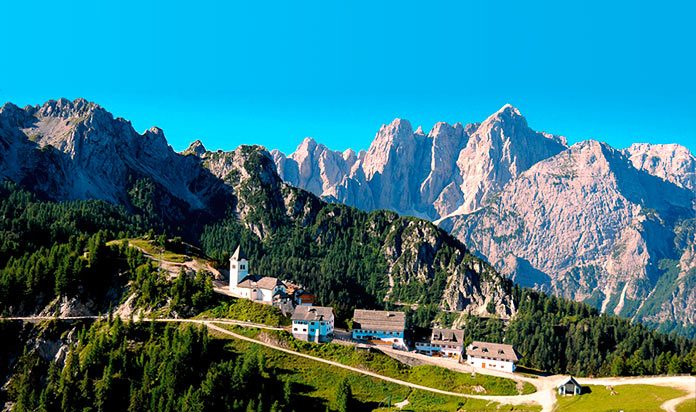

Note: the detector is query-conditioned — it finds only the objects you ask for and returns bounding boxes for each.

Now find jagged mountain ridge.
[0,98,514,319]
[0,98,231,227]
[272,104,568,220]
[440,141,695,332]
[270,106,696,336]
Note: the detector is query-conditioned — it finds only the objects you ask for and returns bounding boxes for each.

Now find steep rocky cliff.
[186,144,515,317]
[440,141,695,335]
[272,104,567,219]
[0,98,230,227]
[270,106,696,336]
[0,98,514,318]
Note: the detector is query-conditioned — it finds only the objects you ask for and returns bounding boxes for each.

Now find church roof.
[231,245,247,261]
[237,275,283,290]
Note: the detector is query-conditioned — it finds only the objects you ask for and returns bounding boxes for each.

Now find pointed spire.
[231,245,247,261]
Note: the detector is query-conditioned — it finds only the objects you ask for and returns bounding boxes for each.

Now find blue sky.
[1,1,694,154]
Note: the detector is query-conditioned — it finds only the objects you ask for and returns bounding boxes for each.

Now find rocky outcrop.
[0,98,513,318]
[272,104,567,220]
[440,140,695,330]
[622,143,696,192]
[190,145,514,317]
[0,98,230,227]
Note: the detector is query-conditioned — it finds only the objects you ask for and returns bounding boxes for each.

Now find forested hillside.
[1,319,296,412]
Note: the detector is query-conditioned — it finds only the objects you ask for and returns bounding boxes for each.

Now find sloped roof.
[466,341,519,362]
[292,306,334,322]
[237,275,283,290]
[431,328,465,346]
[558,376,582,389]
[352,309,405,332]
[231,245,247,261]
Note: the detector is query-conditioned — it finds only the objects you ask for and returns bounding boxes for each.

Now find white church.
[228,246,286,304]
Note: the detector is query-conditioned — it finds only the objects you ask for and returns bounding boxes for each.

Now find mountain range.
[0,98,513,321]
[1,98,693,336]
[271,105,696,336]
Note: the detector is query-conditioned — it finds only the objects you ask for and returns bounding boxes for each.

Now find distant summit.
[271,104,696,337]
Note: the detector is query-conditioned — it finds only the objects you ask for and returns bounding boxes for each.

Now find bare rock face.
[273,105,566,220]
[0,98,229,223]
[440,140,695,331]
[0,98,517,321]
[452,105,567,215]
[622,143,696,191]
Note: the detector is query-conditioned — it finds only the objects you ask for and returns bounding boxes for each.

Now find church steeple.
[229,245,249,288]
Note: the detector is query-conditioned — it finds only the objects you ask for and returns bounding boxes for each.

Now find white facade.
[229,248,249,288]
[466,355,516,373]
[229,284,281,303]
[415,342,463,358]
[228,246,285,304]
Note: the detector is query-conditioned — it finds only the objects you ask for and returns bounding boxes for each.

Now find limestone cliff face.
[0,98,229,224]
[271,106,696,335]
[0,98,515,318]
[440,141,695,330]
[272,104,567,220]
[189,145,514,318]
[623,143,696,192]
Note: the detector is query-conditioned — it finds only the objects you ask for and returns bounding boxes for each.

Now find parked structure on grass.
[351,309,406,349]
[465,341,520,373]
[292,306,335,343]
[228,246,287,304]
[557,376,583,395]
[415,328,465,359]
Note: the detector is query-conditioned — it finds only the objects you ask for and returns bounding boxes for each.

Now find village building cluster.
[226,247,522,373]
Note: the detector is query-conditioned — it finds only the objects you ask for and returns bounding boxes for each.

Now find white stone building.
[228,246,286,304]
[291,306,334,343]
[465,341,520,373]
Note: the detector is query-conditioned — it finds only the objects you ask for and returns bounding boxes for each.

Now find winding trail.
[3,316,694,411]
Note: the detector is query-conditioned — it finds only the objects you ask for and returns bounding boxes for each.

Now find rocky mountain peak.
[36,97,101,119]
[184,139,207,157]
[623,143,696,191]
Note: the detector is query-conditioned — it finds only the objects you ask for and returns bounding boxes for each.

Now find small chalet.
[557,377,583,396]
[352,309,406,349]
[228,246,286,304]
[291,306,334,343]
[415,328,465,359]
[466,341,520,373]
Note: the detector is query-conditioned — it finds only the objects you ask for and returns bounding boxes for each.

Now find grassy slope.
[197,299,292,327]
[211,329,540,412]
[216,325,534,397]
[676,398,695,412]
[555,384,686,412]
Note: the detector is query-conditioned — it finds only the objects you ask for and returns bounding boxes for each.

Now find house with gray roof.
[415,328,466,359]
[465,341,520,373]
[351,309,407,349]
[292,306,334,343]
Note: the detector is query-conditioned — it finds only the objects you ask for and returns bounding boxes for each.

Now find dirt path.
[5,316,693,412]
